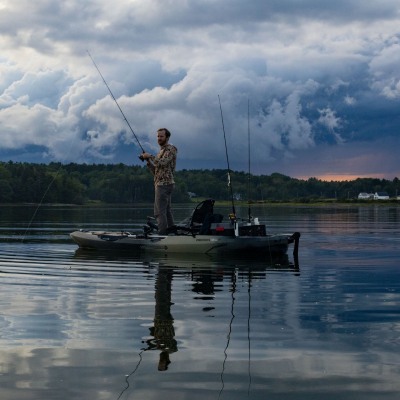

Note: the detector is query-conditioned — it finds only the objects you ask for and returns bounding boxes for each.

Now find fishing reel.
[138,154,145,162]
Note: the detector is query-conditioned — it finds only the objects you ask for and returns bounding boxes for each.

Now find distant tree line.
[0,161,399,204]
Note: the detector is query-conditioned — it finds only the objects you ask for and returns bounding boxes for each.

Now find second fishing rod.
[218,95,236,221]
[87,50,146,161]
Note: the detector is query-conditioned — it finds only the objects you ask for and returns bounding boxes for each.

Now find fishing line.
[116,349,144,400]
[21,138,76,243]
[87,50,146,160]
[218,95,236,219]
[21,168,61,242]
[247,269,252,396]
[218,268,236,400]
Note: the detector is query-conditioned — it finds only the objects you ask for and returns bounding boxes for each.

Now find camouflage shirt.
[147,143,177,186]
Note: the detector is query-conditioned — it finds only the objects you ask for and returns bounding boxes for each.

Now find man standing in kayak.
[141,128,178,235]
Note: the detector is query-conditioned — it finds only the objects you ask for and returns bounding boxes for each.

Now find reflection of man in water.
[145,267,177,371]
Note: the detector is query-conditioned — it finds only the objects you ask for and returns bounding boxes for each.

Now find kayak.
[70,199,300,256]
[70,229,298,254]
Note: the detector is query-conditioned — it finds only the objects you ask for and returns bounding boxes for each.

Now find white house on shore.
[374,192,390,200]
[358,192,374,200]
[357,192,391,200]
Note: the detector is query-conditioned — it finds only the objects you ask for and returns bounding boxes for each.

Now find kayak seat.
[191,198,215,223]
[168,198,223,235]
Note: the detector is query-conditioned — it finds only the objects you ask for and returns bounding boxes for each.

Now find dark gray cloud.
[1,0,400,179]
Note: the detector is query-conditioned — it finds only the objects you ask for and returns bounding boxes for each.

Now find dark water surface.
[0,203,399,400]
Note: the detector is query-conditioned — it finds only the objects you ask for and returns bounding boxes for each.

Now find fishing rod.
[87,50,146,161]
[218,95,236,220]
[247,99,252,222]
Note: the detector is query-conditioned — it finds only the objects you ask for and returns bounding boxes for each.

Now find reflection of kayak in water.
[70,199,300,257]
[73,247,300,273]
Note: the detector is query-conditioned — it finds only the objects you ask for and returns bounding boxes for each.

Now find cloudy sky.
[1,0,400,180]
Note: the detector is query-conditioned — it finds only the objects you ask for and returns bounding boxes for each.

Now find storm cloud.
[1,0,400,179]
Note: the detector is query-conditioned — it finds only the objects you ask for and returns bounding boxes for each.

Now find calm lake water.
[0,203,399,400]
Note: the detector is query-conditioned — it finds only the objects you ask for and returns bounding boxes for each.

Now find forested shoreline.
[0,161,399,204]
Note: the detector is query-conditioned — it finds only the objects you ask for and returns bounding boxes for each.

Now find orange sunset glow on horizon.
[295,173,399,182]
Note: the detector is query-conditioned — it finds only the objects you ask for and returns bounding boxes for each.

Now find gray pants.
[154,184,175,234]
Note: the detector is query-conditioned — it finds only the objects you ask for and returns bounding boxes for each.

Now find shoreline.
[1,200,399,208]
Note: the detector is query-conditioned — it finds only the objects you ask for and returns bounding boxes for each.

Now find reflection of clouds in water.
[1,346,399,399]
[1,211,400,399]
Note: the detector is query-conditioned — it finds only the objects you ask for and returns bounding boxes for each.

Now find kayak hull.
[70,230,295,255]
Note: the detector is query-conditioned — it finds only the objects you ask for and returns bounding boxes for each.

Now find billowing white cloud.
[318,107,344,144]
[369,40,400,98]
[1,0,400,178]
